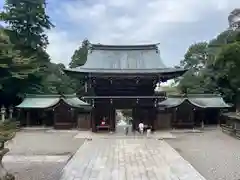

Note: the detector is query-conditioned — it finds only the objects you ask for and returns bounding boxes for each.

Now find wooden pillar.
[217,109,221,125]
[133,107,139,131]
[172,108,177,128]
[190,108,194,128]
[111,108,116,132]
[91,108,96,132]
[151,108,157,131]
[84,81,88,93]
[26,111,30,127]
[109,106,112,132]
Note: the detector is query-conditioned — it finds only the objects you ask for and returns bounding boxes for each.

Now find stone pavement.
[60,139,206,180]
[74,130,176,139]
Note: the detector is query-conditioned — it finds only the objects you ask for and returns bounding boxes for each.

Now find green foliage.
[121,109,132,118]
[0,173,15,180]
[69,39,90,68]
[1,0,54,49]
[0,0,67,106]
[68,39,91,95]
[178,26,240,104]
[212,42,240,102]
[180,42,208,70]
[41,63,76,94]
[178,42,209,93]
[0,120,16,150]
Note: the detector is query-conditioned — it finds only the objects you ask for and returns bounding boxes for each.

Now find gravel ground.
[3,130,85,180]
[166,128,240,180]
[6,130,85,155]
[4,162,65,180]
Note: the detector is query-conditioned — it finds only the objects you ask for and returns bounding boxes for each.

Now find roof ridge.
[90,43,160,50]
[26,94,77,98]
[167,94,221,98]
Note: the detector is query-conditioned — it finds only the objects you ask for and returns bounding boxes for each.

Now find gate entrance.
[65,44,187,132]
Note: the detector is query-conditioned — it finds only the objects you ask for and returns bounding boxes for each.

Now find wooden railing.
[221,124,240,139]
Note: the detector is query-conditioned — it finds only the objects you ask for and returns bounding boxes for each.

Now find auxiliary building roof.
[158,94,231,109]
[64,44,187,75]
[16,94,91,110]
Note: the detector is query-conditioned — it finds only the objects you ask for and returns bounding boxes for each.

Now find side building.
[16,94,92,129]
[157,94,231,129]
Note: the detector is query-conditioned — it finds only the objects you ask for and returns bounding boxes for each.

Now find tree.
[228,8,240,30]
[41,63,76,94]
[180,42,208,71]
[68,39,90,95]
[69,39,90,68]
[178,42,209,93]
[212,42,240,103]
[1,0,54,50]
[0,0,54,103]
[0,29,39,105]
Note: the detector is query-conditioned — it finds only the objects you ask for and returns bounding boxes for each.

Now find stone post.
[9,106,13,120]
[0,106,6,122]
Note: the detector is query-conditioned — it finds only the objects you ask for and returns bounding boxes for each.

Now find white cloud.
[46,30,79,65]
[46,0,240,66]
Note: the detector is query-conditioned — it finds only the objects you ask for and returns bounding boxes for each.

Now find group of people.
[124,122,152,136]
[138,122,152,135]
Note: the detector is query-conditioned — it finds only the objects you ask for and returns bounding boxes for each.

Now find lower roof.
[16,94,91,110]
[158,94,231,109]
[65,67,187,73]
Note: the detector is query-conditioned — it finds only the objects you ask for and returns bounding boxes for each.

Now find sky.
[1,0,240,68]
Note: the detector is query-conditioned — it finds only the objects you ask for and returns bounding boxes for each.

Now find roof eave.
[64,68,188,75]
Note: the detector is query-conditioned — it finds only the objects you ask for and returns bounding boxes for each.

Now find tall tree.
[180,42,208,71]
[68,39,90,95]
[42,63,76,94]
[69,39,90,68]
[212,41,240,103]
[0,29,38,105]
[1,0,54,50]
[0,0,54,97]
[178,42,209,93]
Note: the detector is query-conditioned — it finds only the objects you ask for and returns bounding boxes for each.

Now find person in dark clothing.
[125,126,129,135]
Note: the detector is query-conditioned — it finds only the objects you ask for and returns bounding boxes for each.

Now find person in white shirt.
[138,122,144,134]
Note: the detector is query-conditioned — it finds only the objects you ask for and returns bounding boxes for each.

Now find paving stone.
[60,139,206,180]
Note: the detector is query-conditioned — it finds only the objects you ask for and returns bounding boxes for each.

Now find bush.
[0,121,16,149]
[0,121,17,131]
[0,173,15,180]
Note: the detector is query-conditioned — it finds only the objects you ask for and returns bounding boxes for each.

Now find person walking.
[138,122,144,135]
[125,126,129,136]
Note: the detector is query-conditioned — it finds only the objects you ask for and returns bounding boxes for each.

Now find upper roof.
[158,94,231,109]
[16,94,91,110]
[65,44,187,75]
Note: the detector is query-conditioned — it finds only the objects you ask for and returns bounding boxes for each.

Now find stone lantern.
[1,105,6,122]
[9,106,13,120]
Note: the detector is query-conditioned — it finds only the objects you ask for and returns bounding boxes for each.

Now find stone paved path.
[74,130,176,139]
[60,139,206,180]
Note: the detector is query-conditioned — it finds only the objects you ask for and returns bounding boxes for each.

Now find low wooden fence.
[221,124,240,139]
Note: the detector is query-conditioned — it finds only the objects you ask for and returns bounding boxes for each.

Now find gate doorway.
[115,109,132,134]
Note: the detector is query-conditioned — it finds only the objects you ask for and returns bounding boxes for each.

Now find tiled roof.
[158,94,231,108]
[65,44,187,75]
[16,94,91,109]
